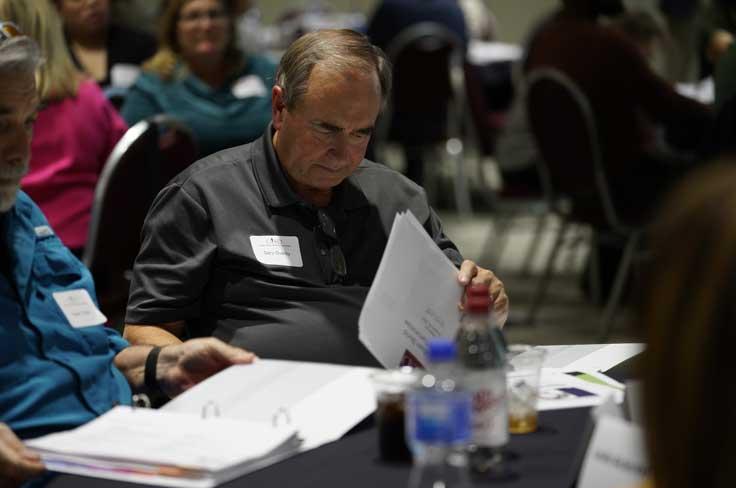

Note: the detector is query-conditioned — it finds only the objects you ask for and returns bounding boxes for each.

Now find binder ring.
[201,400,221,419]
[271,407,291,427]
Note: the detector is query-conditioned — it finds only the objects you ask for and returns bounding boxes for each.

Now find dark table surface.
[46,407,593,488]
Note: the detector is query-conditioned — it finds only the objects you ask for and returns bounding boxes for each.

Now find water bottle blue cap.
[427,338,457,362]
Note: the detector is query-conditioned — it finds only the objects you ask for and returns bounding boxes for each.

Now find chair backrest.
[83,115,198,323]
[374,22,466,148]
[149,114,199,185]
[526,67,626,232]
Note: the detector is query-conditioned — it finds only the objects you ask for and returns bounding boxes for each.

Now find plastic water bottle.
[456,283,509,477]
[406,339,472,488]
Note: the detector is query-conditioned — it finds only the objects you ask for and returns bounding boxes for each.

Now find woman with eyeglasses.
[121,0,276,157]
[0,0,127,256]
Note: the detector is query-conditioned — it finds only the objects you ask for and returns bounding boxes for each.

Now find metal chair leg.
[598,232,640,342]
[525,217,570,326]
[588,232,602,307]
[450,139,472,215]
[519,213,550,277]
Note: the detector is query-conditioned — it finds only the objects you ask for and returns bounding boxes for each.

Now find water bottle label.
[408,391,472,444]
[465,370,509,446]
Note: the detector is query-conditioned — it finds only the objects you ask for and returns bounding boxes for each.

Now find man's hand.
[458,259,509,327]
[0,423,44,487]
[157,338,257,398]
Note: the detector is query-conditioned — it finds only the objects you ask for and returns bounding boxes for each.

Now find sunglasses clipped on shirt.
[316,209,348,284]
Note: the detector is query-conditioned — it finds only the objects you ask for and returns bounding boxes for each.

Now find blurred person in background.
[54,0,156,91]
[495,7,666,197]
[608,9,667,63]
[366,0,468,186]
[637,161,736,488]
[367,0,468,51]
[110,0,164,34]
[121,0,276,157]
[0,0,127,257]
[525,0,712,301]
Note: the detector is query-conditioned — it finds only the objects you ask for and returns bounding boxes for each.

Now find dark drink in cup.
[376,392,412,462]
[370,368,418,463]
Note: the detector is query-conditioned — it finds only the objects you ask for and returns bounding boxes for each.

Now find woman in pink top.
[1,0,127,255]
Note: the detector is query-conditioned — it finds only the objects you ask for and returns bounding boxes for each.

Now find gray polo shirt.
[126,126,463,366]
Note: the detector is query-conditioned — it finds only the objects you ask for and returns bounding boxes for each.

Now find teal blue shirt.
[121,55,276,157]
[0,192,131,440]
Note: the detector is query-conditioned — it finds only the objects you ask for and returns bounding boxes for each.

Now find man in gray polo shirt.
[124,29,508,366]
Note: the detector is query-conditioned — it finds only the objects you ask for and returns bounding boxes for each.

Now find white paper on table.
[539,343,644,373]
[358,211,463,369]
[163,360,379,450]
[26,406,297,488]
[577,415,648,488]
[536,370,624,411]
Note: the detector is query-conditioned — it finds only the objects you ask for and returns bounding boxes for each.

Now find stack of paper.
[27,406,298,488]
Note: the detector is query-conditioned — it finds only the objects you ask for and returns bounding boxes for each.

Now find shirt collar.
[252,124,370,211]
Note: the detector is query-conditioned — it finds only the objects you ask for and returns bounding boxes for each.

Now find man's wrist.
[143,346,169,406]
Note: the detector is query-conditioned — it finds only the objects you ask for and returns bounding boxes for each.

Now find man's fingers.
[210,341,257,365]
[10,455,45,480]
[471,269,495,287]
[493,290,510,327]
[489,276,504,298]
[0,426,25,454]
[457,260,479,285]
[0,425,45,483]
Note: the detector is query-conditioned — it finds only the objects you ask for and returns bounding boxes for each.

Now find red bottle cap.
[465,284,493,313]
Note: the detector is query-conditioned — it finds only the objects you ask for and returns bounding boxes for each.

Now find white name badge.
[250,236,303,267]
[34,225,54,238]
[577,415,648,488]
[231,75,268,99]
[110,63,141,89]
[52,289,108,328]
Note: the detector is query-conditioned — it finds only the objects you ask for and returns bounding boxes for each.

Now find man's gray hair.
[275,29,392,110]
[0,35,42,79]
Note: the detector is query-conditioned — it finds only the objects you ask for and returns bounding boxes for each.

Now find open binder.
[162,359,379,450]
[27,360,379,487]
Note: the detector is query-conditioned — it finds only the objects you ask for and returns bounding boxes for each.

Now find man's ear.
[272,85,286,129]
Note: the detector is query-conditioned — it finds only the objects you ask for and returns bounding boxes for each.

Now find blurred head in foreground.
[639,161,736,488]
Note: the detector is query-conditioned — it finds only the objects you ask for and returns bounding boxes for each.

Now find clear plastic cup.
[506,345,547,434]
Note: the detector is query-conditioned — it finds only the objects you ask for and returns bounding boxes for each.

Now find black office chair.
[373,21,472,214]
[83,116,198,328]
[525,67,643,340]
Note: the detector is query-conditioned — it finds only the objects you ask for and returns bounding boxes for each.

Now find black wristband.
[144,346,165,398]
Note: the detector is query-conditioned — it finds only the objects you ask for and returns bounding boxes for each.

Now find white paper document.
[577,415,648,488]
[540,343,644,373]
[26,406,298,488]
[163,359,379,450]
[359,211,463,368]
